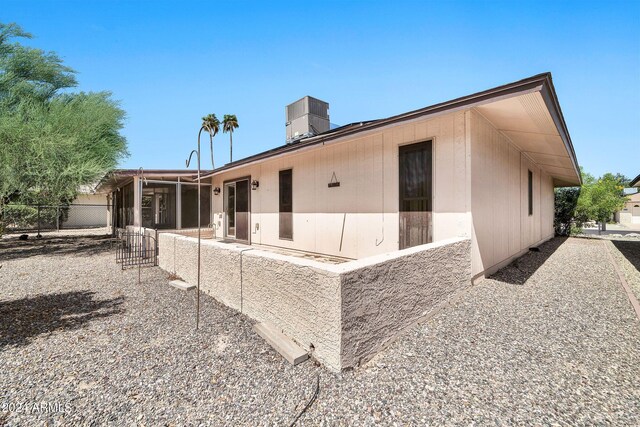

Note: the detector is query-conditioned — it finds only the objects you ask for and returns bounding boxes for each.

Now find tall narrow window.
[528,170,533,216]
[399,141,433,249]
[279,169,293,239]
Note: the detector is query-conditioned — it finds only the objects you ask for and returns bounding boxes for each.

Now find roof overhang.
[473,78,581,186]
[630,174,640,188]
[94,169,211,193]
[202,73,581,186]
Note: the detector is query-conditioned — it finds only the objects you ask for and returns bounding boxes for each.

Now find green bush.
[554,187,581,236]
[1,204,61,229]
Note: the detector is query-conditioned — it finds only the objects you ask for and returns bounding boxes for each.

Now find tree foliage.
[222,114,238,163]
[554,187,581,236]
[0,22,128,207]
[201,113,220,169]
[577,172,627,224]
[554,169,628,235]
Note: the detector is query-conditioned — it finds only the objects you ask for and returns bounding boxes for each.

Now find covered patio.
[95,169,213,233]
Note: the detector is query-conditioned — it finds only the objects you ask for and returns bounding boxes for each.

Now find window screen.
[279,169,293,239]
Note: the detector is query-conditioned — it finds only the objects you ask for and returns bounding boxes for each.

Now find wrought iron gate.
[115,228,158,269]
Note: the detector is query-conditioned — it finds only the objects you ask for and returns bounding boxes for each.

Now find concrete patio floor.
[0,234,638,426]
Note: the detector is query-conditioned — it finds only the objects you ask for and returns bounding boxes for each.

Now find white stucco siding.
[211,111,471,260]
[64,193,109,228]
[470,110,555,277]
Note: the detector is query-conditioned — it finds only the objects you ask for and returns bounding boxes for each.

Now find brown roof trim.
[202,72,579,183]
[110,169,211,176]
[94,169,213,193]
[630,173,640,187]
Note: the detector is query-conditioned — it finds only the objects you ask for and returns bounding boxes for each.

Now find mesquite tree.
[0,22,128,211]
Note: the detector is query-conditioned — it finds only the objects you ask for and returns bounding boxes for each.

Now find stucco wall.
[338,237,471,368]
[619,193,640,225]
[210,110,471,260]
[64,193,109,228]
[158,233,342,369]
[158,233,470,371]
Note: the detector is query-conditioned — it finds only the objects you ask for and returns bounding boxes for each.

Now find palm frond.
[201,113,220,137]
[222,114,239,133]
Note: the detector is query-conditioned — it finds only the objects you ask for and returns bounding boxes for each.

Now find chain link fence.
[0,204,111,234]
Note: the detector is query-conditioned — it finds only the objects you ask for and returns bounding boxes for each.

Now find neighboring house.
[618,175,640,225]
[124,73,582,370]
[64,186,110,229]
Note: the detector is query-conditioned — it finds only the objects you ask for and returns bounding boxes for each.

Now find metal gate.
[115,229,158,270]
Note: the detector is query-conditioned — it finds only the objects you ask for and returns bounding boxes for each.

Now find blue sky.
[3,0,639,179]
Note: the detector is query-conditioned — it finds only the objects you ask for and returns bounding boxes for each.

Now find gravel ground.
[607,238,640,303]
[1,234,639,426]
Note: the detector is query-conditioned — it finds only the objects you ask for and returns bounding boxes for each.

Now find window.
[399,141,433,249]
[279,169,293,239]
[528,170,533,216]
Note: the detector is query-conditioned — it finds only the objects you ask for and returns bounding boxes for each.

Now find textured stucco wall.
[240,250,342,369]
[339,237,471,368]
[158,234,471,371]
[158,233,343,370]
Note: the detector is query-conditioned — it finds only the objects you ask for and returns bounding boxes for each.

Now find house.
[204,73,580,278]
[618,174,640,225]
[64,185,110,229]
[135,73,581,370]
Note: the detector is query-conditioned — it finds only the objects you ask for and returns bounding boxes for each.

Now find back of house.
[207,72,580,279]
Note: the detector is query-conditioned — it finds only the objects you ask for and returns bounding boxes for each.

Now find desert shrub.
[1,204,61,229]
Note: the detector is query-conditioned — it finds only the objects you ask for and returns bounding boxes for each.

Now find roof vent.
[285,96,329,144]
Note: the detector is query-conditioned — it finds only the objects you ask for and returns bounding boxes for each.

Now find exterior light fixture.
[213,187,221,195]
[251,180,259,190]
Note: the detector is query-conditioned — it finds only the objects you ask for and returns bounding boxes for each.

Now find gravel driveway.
[1,234,639,426]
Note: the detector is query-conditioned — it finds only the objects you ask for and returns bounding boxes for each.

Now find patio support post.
[176,177,182,230]
[133,175,141,228]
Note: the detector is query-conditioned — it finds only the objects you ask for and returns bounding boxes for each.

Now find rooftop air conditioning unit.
[285,96,329,144]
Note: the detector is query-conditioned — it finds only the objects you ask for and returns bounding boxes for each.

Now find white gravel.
[1,234,639,426]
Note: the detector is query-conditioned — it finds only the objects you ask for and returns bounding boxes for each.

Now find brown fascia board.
[110,169,211,176]
[537,74,582,185]
[630,173,640,187]
[95,169,212,192]
[204,73,581,183]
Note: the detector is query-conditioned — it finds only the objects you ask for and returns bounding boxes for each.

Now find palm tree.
[222,114,239,163]
[201,113,220,169]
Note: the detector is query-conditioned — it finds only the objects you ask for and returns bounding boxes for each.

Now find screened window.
[279,169,293,239]
[528,170,533,216]
[180,184,211,228]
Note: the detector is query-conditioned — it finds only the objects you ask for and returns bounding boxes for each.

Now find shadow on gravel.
[0,291,124,349]
[611,240,640,273]
[489,237,567,285]
[0,234,113,262]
